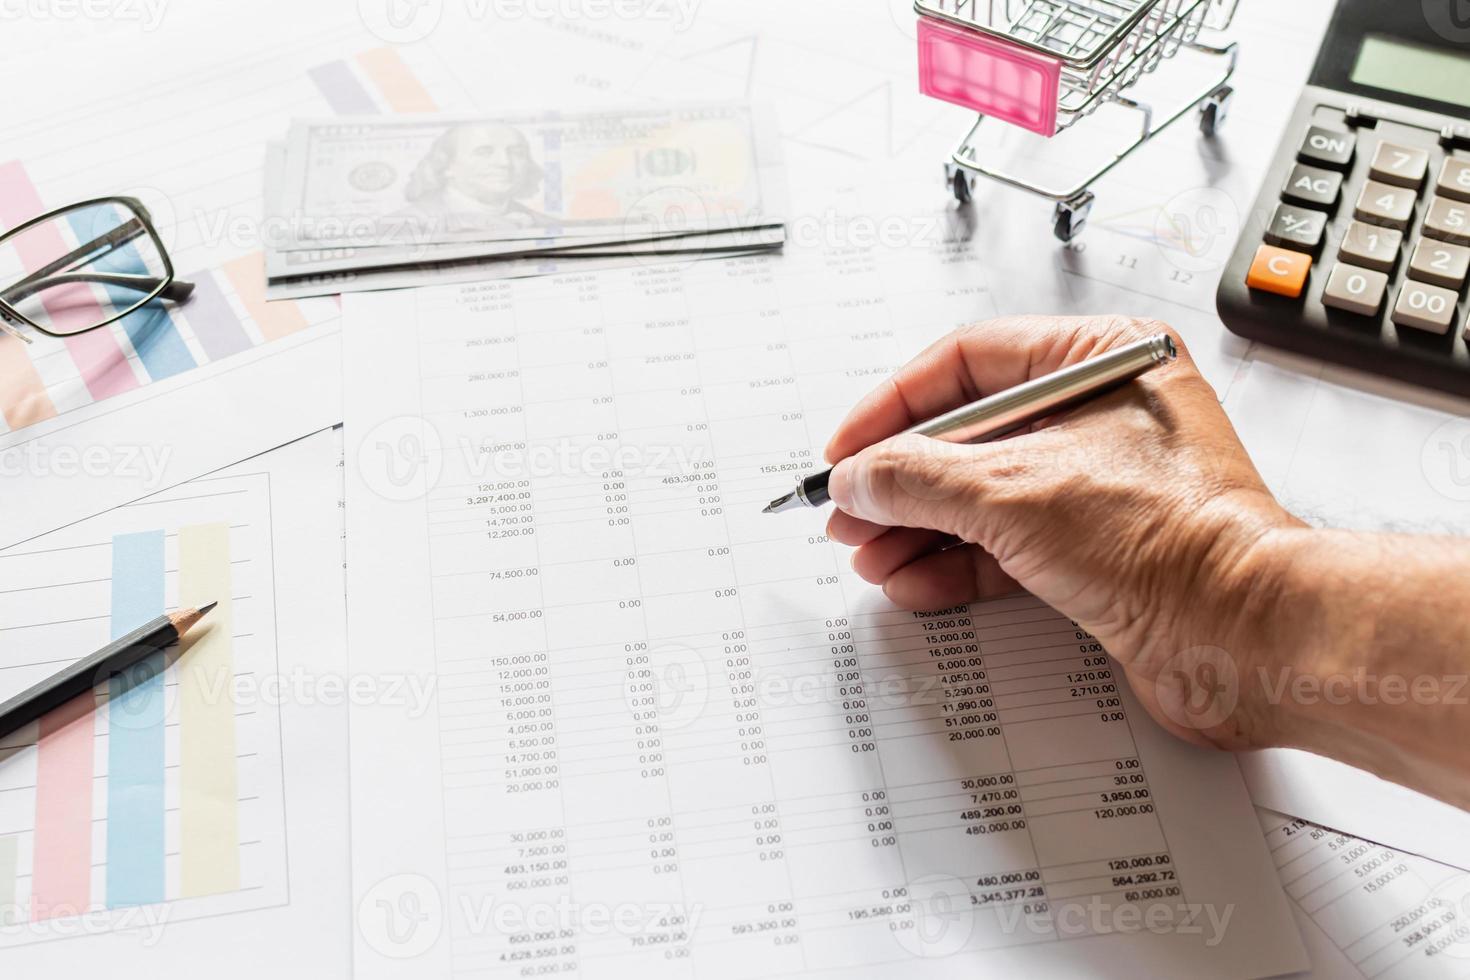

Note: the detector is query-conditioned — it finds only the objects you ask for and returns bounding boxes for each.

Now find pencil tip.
[169,601,217,635]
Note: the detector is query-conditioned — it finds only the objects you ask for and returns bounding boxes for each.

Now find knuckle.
[1078,314,1179,351]
[1113,314,1165,339]
[863,443,903,492]
[974,453,1037,512]
[982,455,1033,487]
[878,437,973,524]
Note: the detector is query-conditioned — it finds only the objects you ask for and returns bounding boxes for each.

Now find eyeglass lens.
[0,201,169,337]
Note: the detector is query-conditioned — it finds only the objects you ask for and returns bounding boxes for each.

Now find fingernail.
[828,458,855,511]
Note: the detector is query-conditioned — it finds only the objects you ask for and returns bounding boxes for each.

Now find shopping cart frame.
[919,0,1241,241]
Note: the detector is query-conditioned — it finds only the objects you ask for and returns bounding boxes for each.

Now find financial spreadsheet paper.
[340,258,1307,979]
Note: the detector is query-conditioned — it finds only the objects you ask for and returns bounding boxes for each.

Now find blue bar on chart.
[105,529,167,909]
[64,206,196,383]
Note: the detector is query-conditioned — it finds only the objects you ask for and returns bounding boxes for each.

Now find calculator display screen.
[1350,34,1470,110]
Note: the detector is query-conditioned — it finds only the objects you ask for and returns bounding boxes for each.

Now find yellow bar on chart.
[177,523,241,898]
[223,253,309,342]
[0,334,56,430]
[357,47,437,112]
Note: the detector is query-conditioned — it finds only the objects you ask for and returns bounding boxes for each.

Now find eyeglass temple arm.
[0,272,195,308]
[0,218,193,308]
[9,219,147,293]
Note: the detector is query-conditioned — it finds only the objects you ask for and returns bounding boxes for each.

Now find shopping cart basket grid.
[916,0,1241,241]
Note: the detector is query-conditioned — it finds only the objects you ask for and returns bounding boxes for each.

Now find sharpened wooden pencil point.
[169,601,218,637]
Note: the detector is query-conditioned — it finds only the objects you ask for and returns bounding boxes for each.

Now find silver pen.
[762,333,1177,513]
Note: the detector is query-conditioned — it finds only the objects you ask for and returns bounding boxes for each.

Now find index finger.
[822,314,1164,464]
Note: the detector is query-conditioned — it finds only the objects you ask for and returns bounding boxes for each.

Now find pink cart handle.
[917,17,1062,137]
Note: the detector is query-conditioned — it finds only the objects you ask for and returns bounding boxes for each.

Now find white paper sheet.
[1260,808,1470,979]
[341,276,1306,979]
[0,430,349,976]
[1247,751,1470,876]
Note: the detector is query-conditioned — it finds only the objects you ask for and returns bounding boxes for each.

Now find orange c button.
[1246,244,1312,298]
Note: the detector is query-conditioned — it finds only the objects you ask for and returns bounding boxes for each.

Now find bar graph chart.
[0,473,287,941]
[0,42,445,435]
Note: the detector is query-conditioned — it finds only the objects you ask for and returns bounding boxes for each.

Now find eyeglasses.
[0,196,194,344]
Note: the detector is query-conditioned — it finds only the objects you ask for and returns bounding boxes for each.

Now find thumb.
[828,433,988,536]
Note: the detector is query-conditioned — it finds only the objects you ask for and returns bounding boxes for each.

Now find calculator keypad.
[1244,121,1470,343]
[1225,104,1470,397]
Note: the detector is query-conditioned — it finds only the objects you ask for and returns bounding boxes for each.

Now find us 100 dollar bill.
[276,104,786,250]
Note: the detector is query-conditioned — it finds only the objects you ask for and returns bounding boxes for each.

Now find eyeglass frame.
[0,195,194,340]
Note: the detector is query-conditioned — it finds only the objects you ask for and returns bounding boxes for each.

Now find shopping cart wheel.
[951,169,973,205]
[1200,85,1234,138]
[1053,193,1094,243]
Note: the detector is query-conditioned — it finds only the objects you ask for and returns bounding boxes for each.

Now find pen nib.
[762,491,798,514]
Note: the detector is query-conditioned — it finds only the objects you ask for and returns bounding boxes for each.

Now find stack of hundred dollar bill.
[264,105,787,299]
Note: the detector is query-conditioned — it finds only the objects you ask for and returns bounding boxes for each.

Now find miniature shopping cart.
[915,0,1241,240]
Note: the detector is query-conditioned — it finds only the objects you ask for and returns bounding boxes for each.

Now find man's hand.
[823,315,1302,750]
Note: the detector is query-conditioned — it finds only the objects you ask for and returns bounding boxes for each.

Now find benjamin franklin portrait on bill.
[398,122,551,233]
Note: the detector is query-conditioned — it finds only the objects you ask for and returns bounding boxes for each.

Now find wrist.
[1222,525,1387,754]
[1215,520,1470,806]
[1141,496,1311,753]
[1197,520,1339,752]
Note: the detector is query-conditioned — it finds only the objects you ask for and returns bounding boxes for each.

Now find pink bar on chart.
[31,694,95,921]
[0,161,139,401]
[222,253,308,342]
[916,18,1061,137]
[357,47,437,112]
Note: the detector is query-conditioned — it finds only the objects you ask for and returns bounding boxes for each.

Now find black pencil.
[0,602,217,742]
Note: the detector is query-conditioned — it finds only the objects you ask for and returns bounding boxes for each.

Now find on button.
[1298,125,1355,170]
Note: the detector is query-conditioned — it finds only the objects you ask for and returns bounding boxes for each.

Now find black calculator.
[1216,0,1470,396]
